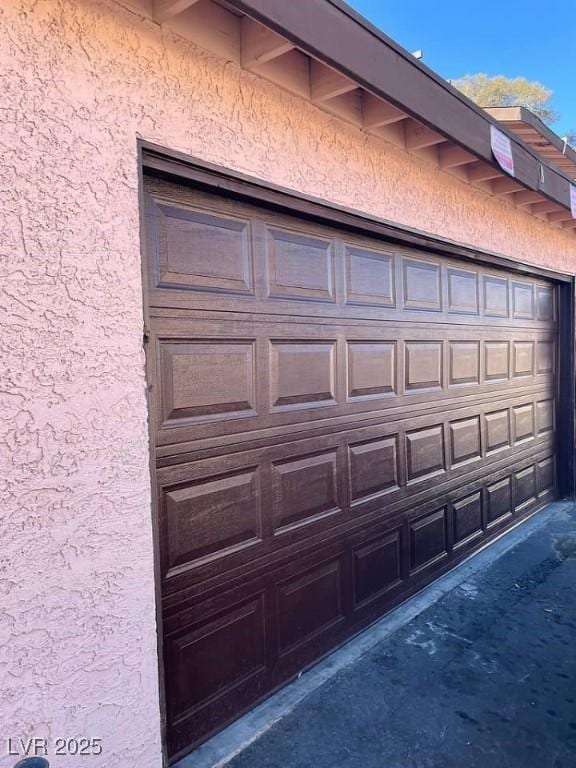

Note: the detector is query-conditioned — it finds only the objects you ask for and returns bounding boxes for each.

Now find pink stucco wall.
[0,0,574,765]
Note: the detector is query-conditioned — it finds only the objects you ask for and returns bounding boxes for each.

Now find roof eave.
[223,0,575,215]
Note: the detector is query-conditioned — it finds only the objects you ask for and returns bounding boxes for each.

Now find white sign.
[571,184,576,219]
[490,125,515,177]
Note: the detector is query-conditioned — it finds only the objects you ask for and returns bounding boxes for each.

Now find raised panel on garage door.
[143,175,558,760]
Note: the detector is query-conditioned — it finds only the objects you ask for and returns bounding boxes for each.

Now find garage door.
[142,174,558,759]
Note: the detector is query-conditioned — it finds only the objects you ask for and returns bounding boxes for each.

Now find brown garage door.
[142,174,558,760]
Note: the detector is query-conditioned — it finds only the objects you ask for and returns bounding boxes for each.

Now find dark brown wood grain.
[142,142,573,284]
[141,167,565,761]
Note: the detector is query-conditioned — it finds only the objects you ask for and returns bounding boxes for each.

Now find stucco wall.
[0,0,574,766]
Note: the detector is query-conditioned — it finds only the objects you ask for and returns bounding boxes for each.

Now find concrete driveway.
[183,501,576,768]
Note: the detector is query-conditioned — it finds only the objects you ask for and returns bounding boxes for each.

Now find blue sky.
[347,0,575,137]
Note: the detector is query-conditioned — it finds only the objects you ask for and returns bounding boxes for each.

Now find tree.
[452,74,558,125]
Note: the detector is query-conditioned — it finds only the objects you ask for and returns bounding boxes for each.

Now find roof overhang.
[138,0,576,232]
[485,106,576,180]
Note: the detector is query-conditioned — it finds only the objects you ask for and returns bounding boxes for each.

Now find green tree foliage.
[452,74,558,124]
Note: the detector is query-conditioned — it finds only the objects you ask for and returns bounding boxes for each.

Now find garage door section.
[143,175,558,759]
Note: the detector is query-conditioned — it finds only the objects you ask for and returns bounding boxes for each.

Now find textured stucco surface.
[0,0,575,766]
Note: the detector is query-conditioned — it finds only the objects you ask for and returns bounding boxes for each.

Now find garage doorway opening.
[138,142,575,763]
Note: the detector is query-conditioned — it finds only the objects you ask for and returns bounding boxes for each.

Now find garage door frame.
[137,140,576,763]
